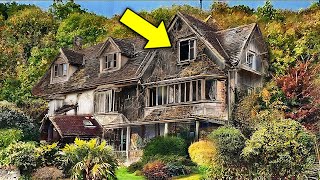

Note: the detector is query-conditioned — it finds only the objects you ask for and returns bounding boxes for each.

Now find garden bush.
[127,161,144,173]
[142,160,169,180]
[188,140,217,167]
[208,126,246,165]
[0,108,38,141]
[142,136,187,162]
[36,142,59,167]
[61,138,118,180]
[0,128,22,149]
[0,141,38,174]
[242,120,316,178]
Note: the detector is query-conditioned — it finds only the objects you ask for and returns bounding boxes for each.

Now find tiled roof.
[32,38,151,97]
[61,48,84,65]
[112,38,135,57]
[144,106,193,122]
[216,23,256,66]
[50,115,101,137]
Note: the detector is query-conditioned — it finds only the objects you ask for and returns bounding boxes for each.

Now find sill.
[177,59,195,65]
[145,100,223,109]
[240,65,263,76]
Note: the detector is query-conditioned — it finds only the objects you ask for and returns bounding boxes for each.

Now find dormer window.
[53,63,68,77]
[101,53,120,72]
[246,51,255,68]
[179,38,196,63]
[105,53,117,70]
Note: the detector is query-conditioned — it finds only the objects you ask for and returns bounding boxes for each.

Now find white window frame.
[178,38,196,63]
[104,53,118,70]
[53,63,68,77]
[94,90,115,114]
[246,51,255,68]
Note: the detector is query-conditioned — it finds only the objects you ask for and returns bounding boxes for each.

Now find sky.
[4,0,318,18]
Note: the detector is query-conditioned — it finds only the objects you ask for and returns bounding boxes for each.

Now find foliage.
[128,161,144,173]
[56,12,108,47]
[36,142,59,167]
[142,161,169,180]
[188,140,217,167]
[61,138,118,180]
[276,61,320,125]
[0,128,22,149]
[0,141,38,174]
[257,1,283,21]
[208,126,246,165]
[0,108,38,141]
[242,120,316,178]
[49,0,85,20]
[0,2,35,20]
[142,136,187,162]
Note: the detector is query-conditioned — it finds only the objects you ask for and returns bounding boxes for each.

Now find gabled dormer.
[50,48,83,84]
[97,37,134,73]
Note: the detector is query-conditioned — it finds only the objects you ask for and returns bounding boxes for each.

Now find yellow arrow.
[120,8,171,49]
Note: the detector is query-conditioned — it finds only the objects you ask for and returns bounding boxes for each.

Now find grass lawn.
[115,167,145,180]
[173,174,201,180]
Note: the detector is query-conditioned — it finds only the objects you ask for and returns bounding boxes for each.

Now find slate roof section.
[179,13,230,60]
[216,23,256,66]
[50,115,101,137]
[112,38,135,57]
[61,48,84,65]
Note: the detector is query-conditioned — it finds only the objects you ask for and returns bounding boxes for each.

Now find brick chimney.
[73,36,83,51]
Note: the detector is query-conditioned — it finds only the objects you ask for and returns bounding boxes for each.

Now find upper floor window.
[53,64,67,77]
[147,79,217,107]
[179,39,196,62]
[246,51,255,68]
[103,53,118,70]
[94,90,115,113]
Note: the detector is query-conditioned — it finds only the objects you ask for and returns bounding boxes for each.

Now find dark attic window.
[179,39,195,62]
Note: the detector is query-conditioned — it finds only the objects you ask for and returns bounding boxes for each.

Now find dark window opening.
[179,39,196,62]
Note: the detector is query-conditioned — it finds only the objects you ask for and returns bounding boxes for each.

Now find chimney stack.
[73,36,83,51]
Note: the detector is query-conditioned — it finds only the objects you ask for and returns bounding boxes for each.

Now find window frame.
[246,51,255,68]
[94,90,115,114]
[53,63,68,77]
[178,38,196,63]
[104,53,118,70]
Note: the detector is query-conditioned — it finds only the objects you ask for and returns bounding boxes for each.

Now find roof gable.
[168,12,229,62]
[60,48,84,65]
[97,37,135,58]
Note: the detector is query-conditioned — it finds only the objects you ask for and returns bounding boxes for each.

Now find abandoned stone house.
[32,12,268,161]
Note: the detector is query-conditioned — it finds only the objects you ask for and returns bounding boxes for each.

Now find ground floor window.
[94,90,115,113]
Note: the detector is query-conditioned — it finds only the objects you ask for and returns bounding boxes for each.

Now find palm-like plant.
[62,138,118,180]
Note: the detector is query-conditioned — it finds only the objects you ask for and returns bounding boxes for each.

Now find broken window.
[147,79,209,107]
[104,53,118,70]
[53,63,68,77]
[94,90,114,113]
[246,51,255,68]
[179,39,196,62]
[205,80,217,101]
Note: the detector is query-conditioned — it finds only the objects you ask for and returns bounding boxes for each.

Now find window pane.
[181,83,185,102]
[190,40,195,59]
[186,82,190,102]
[63,64,67,76]
[198,80,202,100]
[175,84,180,103]
[205,80,217,100]
[58,64,63,76]
[54,65,58,76]
[179,40,189,61]
[163,86,167,104]
[192,81,197,101]
[157,87,162,105]
[168,85,174,104]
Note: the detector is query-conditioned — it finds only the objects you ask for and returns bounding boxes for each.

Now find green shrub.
[0,108,38,141]
[142,160,169,180]
[0,128,22,149]
[188,140,218,167]
[0,141,38,174]
[61,138,118,179]
[127,161,144,173]
[242,120,316,178]
[208,126,246,165]
[142,136,187,162]
[36,142,59,167]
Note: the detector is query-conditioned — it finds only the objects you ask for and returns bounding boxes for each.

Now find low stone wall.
[0,167,20,180]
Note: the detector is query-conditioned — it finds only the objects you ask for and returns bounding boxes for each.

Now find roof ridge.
[216,23,256,33]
